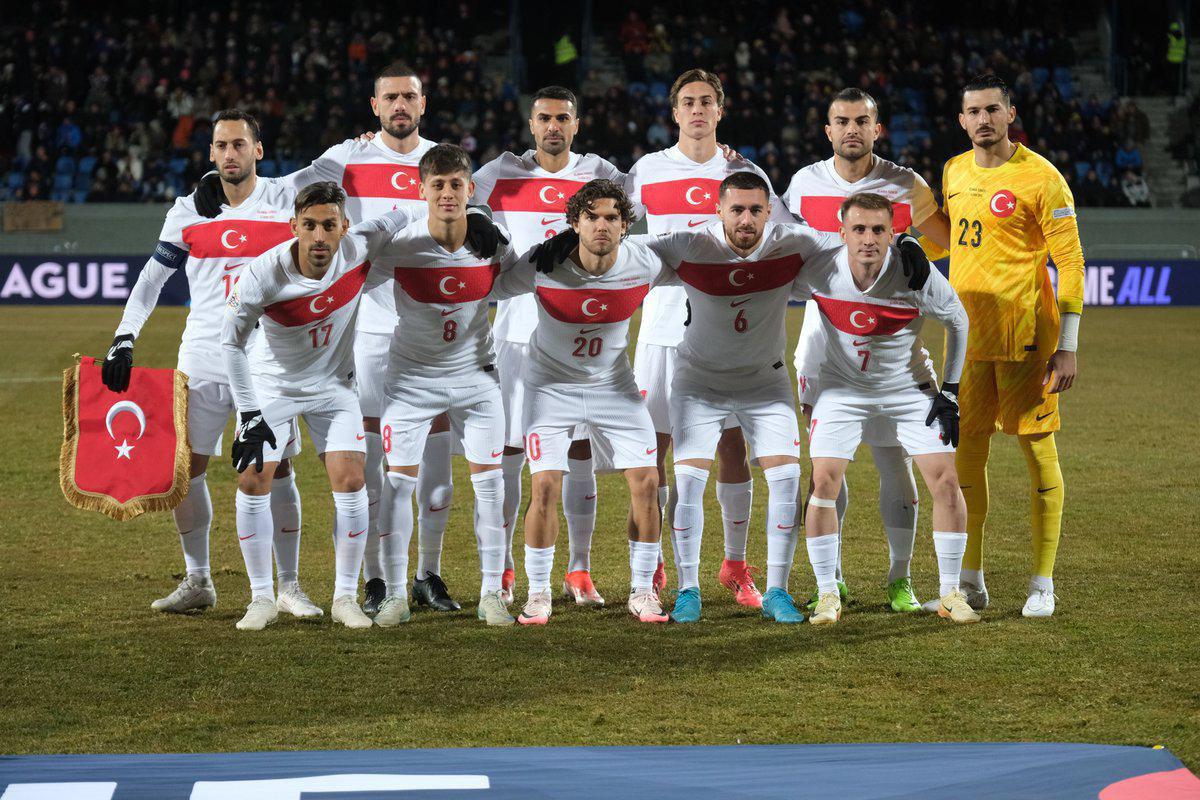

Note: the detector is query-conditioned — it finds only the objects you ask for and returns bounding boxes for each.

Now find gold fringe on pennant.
[60,355,192,522]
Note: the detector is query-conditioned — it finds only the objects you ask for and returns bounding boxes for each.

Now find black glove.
[101,334,135,393]
[464,206,508,259]
[530,228,579,274]
[925,382,960,448]
[194,170,227,219]
[684,299,692,327]
[231,410,278,473]
[897,232,931,291]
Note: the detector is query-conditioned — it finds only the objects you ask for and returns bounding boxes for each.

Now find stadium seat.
[279,159,298,175]
[627,81,648,97]
[890,131,910,150]
[1074,161,1091,180]
[168,158,187,175]
[73,189,89,203]
[51,188,72,202]
[74,173,92,191]
[55,155,76,175]
[1031,67,1050,88]
[258,159,278,177]
[53,173,74,190]
[737,145,758,161]
[6,171,25,189]
[77,156,96,175]
[648,82,669,101]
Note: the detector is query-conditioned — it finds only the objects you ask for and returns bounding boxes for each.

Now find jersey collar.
[521,149,582,176]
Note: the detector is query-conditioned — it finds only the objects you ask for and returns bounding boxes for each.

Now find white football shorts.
[636,341,738,436]
[807,383,953,460]
[259,386,365,461]
[188,377,299,459]
[670,365,799,463]
[381,378,504,468]
[353,329,391,419]
[523,374,657,474]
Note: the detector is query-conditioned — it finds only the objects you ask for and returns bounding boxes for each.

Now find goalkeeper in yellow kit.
[941,75,1084,618]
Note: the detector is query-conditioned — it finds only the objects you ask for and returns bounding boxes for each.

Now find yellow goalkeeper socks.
[1018,432,1064,581]
[955,434,991,574]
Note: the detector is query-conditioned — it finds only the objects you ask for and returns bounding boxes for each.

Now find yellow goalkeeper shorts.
[959,358,1061,437]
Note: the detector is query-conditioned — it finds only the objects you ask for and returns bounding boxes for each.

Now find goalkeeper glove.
[531,228,579,274]
[464,206,509,259]
[924,382,960,448]
[101,334,135,393]
[897,232,931,291]
[231,410,278,474]
[193,171,227,219]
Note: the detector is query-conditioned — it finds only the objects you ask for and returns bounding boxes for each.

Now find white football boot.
[373,595,412,627]
[277,582,323,619]
[1022,588,1056,618]
[331,595,374,628]
[477,591,516,626]
[236,597,278,631]
[151,574,216,613]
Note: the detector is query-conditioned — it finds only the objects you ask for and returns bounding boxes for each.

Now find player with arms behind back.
[945,75,1084,617]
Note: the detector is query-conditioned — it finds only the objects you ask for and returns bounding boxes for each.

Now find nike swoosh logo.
[852,339,871,346]
[348,529,366,538]
[491,450,504,458]
[729,298,751,307]
[948,192,960,199]
[584,493,597,500]
[280,527,300,533]
[356,434,366,440]
[429,503,450,513]
[793,439,801,446]
[541,217,561,225]
[441,308,461,316]
[776,524,794,530]
[646,447,657,455]
[379,532,393,538]
[238,533,255,540]
[579,327,601,334]
[1035,411,1055,421]
[223,263,243,272]
[672,525,688,531]
[730,519,747,525]
[1037,486,1058,494]
[687,219,707,227]
[960,485,971,489]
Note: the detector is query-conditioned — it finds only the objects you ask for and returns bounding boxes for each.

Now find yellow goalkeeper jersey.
[943,143,1084,362]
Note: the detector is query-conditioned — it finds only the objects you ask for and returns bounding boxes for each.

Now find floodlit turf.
[0,305,1196,765]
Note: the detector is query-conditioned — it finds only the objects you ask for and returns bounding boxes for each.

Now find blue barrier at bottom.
[1,743,1196,799]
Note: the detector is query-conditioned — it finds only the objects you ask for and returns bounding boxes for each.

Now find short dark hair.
[961,74,1011,106]
[566,179,635,227]
[212,109,261,142]
[419,143,472,180]
[719,170,770,201]
[294,181,346,217]
[530,86,579,116]
[375,60,422,93]
[840,192,894,220]
[828,87,878,120]
[669,68,724,109]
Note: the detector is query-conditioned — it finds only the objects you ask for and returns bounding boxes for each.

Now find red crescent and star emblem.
[990,189,1016,218]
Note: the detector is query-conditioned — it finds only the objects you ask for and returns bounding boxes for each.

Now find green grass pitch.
[0,305,1196,764]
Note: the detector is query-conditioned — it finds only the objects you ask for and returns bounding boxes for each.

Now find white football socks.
[671,465,709,590]
[416,431,453,580]
[173,473,212,579]
[657,484,670,565]
[716,479,753,562]
[332,487,369,600]
[763,464,801,592]
[471,470,506,595]
[629,540,661,592]
[525,544,555,594]
[380,472,418,600]
[806,532,840,596]
[362,431,385,582]
[235,490,274,600]
[564,456,597,573]
[872,445,918,583]
[501,452,525,571]
[932,531,967,596]
[270,470,302,586]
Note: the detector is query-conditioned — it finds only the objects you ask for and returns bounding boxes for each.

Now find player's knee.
[810,469,841,500]
[627,467,659,500]
[237,469,273,496]
[529,473,562,509]
[931,469,962,504]
[716,428,747,461]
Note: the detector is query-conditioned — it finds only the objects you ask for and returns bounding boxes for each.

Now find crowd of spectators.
[0,0,1163,208]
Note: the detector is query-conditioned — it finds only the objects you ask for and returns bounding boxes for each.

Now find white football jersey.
[790,247,968,393]
[473,150,624,345]
[222,213,416,410]
[626,145,790,347]
[369,223,515,389]
[781,155,939,380]
[639,221,841,389]
[119,177,297,384]
[288,135,437,335]
[491,241,667,384]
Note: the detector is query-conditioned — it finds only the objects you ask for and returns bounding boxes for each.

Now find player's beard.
[583,236,616,258]
[538,135,568,156]
[835,141,870,161]
[222,162,253,185]
[726,224,762,250]
[382,113,420,141]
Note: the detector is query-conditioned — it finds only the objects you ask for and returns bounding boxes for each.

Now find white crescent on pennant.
[220,229,241,249]
[309,295,332,314]
[439,275,459,296]
[105,400,147,440]
[685,186,705,206]
[728,268,748,287]
[581,298,601,316]
[539,185,559,205]
[849,310,871,330]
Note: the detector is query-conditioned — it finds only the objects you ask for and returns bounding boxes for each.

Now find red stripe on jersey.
[341,164,422,199]
[263,262,371,327]
[640,178,723,217]
[394,263,499,303]
[536,284,649,324]
[812,293,918,336]
[181,220,293,260]
[676,254,803,297]
[485,179,586,213]
[799,196,913,233]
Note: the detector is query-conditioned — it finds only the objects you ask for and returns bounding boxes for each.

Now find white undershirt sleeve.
[115,258,176,338]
